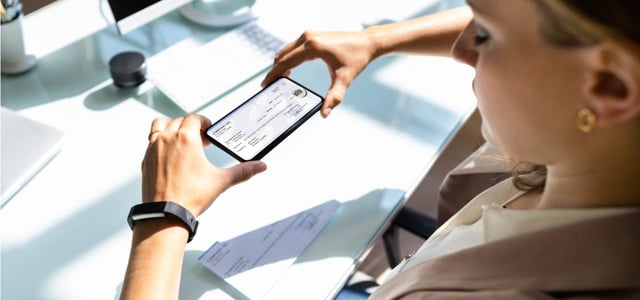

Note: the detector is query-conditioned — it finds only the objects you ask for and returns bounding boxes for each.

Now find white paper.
[198,200,341,299]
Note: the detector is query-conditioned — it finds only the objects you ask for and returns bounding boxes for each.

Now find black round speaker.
[109,51,147,88]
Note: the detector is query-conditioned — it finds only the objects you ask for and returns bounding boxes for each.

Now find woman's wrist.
[128,201,199,242]
[132,218,190,244]
[364,25,394,60]
[364,6,472,58]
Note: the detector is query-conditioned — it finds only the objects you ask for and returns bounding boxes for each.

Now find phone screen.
[205,77,323,161]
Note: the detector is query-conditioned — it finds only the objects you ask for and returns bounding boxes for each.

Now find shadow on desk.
[83,80,184,117]
[1,33,113,111]
[1,179,141,299]
[175,188,404,300]
[0,12,210,117]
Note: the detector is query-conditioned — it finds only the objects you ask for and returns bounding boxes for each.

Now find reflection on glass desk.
[1,0,475,299]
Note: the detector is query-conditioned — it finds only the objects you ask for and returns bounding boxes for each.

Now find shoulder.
[370,210,640,300]
[380,289,640,300]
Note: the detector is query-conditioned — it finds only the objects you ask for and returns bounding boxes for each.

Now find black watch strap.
[127,201,199,242]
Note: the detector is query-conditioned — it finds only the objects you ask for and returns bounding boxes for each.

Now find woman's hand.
[142,114,267,217]
[262,30,379,118]
[262,7,472,119]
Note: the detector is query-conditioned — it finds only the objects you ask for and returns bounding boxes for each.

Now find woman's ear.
[582,42,640,128]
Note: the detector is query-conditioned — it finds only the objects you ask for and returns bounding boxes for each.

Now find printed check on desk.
[198,200,341,299]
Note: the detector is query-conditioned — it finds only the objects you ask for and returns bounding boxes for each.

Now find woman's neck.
[536,156,640,209]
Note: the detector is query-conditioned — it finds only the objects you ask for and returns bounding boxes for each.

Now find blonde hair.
[512,0,640,191]
[535,0,640,47]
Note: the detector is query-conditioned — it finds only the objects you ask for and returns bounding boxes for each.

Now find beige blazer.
[436,143,511,224]
[370,210,640,299]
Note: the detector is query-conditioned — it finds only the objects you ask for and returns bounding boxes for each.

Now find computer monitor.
[107,0,191,35]
[107,0,258,35]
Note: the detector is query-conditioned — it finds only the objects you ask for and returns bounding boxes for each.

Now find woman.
[121,0,640,299]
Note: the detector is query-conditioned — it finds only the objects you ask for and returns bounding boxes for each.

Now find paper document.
[199,200,341,299]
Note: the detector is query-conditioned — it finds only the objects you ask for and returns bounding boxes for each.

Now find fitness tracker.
[127,201,199,242]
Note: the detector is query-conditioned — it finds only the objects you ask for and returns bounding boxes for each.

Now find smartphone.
[204,77,324,162]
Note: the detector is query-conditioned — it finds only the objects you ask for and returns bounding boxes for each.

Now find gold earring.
[576,108,597,133]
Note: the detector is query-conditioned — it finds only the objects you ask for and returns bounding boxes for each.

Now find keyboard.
[148,21,286,112]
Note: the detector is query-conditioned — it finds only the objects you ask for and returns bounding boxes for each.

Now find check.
[199,200,341,299]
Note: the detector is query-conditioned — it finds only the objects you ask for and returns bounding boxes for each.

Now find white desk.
[1,0,475,299]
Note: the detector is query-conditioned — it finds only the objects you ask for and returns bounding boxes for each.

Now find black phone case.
[204,76,324,162]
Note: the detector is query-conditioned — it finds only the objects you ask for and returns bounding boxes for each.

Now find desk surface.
[1,0,475,299]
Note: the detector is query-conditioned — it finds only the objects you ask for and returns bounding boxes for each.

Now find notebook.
[1,107,64,207]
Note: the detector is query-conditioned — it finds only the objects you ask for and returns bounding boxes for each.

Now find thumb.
[322,79,349,117]
[223,161,268,186]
